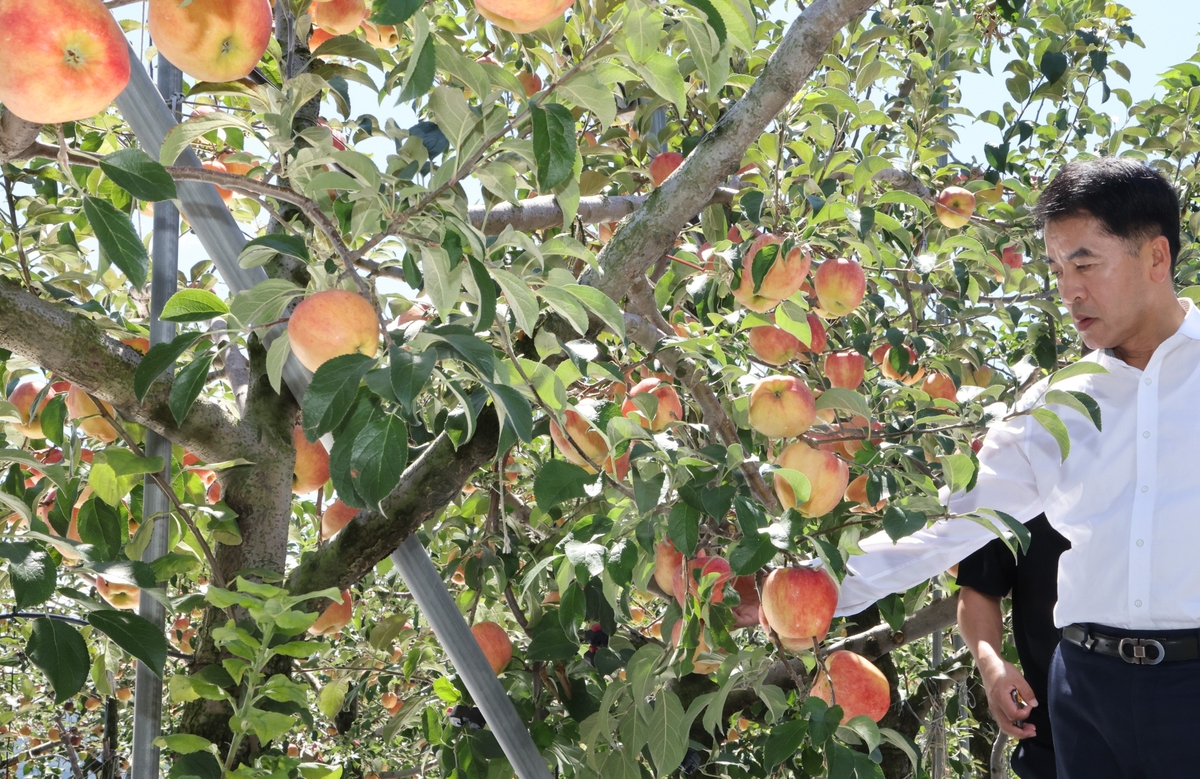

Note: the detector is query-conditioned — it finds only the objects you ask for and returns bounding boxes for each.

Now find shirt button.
[1142,485,1150,493]
[1144,431,1151,438]
[1137,539,1145,547]
[1145,378,1153,385]
[1136,600,1143,608]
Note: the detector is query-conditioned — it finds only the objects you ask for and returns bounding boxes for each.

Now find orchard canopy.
[2,0,1200,776]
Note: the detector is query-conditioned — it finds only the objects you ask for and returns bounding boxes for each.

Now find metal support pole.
[392,537,553,779]
[129,55,181,779]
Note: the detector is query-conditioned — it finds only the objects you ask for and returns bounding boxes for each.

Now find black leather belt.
[1062,623,1200,665]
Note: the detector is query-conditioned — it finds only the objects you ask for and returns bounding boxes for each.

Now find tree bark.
[0,108,40,164]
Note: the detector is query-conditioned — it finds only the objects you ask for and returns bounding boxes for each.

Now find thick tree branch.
[828,592,960,659]
[0,108,41,164]
[285,409,502,595]
[579,0,877,302]
[467,187,739,235]
[0,279,268,465]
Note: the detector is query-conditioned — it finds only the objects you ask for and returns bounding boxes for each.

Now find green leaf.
[467,257,497,332]
[975,508,1032,555]
[1031,407,1071,462]
[0,542,56,609]
[88,610,167,678]
[764,719,808,769]
[636,53,688,113]
[329,398,374,509]
[532,103,577,192]
[939,453,975,495]
[351,407,409,506]
[27,617,89,702]
[75,498,122,560]
[229,278,302,328]
[488,268,540,336]
[160,289,230,322]
[482,381,534,443]
[534,460,595,510]
[87,560,157,588]
[1048,361,1108,385]
[633,472,665,515]
[647,689,688,775]
[99,148,177,201]
[1043,389,1102,430]
[168,753,222,779]
[669,502,701,556]
[814,388,871,420]
[555,70,616,131]
[682,0,727,45]
[882,505,926,542]
[398,33,436,102]
[526,624,579,662]
[83,196,148,288]
[1039,50,1068,84]
[565,285,625,341]
[302,354,376,441]
[389,345,437,412]
[266,332,290,395]
[133,332,203,403]
[159,112,255,166]
[238,707,296,743]
[40,394,66,447]
[318,679,349,720]
[238,234,310,269]
[156,733,214,755]
[169,353,215,426]
[309,34,383,70]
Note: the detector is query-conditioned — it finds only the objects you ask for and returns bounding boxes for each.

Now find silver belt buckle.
[1118,637,1165,665]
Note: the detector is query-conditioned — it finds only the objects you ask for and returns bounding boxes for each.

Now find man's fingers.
[996,713,1038,740]
[1011,674,1039,709]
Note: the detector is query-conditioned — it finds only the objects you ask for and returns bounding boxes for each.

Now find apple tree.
[0,0,1193,777]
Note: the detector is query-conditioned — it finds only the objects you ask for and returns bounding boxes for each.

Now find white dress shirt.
[836,299,1200,630]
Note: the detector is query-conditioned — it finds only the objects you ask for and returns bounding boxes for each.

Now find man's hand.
[978,656,1038,739]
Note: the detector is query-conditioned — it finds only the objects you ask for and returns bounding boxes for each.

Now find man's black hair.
[1033,157,1181,274]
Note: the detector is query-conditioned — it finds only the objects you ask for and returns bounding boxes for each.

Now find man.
[833,158,1199,777]
[956,514,1069,778]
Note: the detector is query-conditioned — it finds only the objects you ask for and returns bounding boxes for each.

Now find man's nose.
[1057,273,1086,305]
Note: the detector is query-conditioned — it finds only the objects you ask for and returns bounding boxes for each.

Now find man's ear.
[1145,234,1174,284]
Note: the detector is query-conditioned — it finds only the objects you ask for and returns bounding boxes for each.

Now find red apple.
[621,378,683,431]
[935,186,976,229]
[748,376,816,439]
[731,235,812,313]
[308,589,353,636]
[203,160,233,203]
[65,386,118,443]
[311,0,369,34]
[813,258,866,317]
[920,371,957,402]
[673,555,733,608]
[471,621,512,675]
[95,576,140,611]
[321,500,359,540]
[361,21,400,47]
[845,474,886,511]
[8,380,56,439]
[292,424,330,494]
[1000,243,1023,270]
[654,540,684,596]
[748,324,800,365]
[121,337,151,354]
[812,650,891,723]
[474,0,575,33]
[871,344,925,385]
[649,152,684,187]
[517,71,542,97]
[0,0,131,123]
[759,565,838,646]
[797,313,827,354]
[549,409,609,471]
[287,289,380,373]
[773,442,849,518]
[149,0,273,82]
[824,351,865,390]
[309,25,336,50]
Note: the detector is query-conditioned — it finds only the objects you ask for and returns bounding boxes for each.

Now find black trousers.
[1011,737,1058,779]
[1049,629,1200,778]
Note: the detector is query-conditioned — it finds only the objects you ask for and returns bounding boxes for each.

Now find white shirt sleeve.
[834,413,1045,617]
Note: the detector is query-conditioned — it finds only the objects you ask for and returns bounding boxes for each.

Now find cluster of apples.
[653,541,890,721]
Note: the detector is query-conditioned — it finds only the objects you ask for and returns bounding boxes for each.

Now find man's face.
[1044,213,1169,352]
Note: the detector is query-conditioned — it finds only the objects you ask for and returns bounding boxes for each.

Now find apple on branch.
[8,380,56,439]
[550,408,629,478]
[673,554,733,608]
[287,289,381,373]
[670,620,723,674]
[935,186,976,229]
[824,350,865,390]
[648,152,685,187]
[811,650,892,723]
[773,442,849,518]
[653,540,684,597]
[471,621,513,675]
[813,257,866,317]
[473,0,575,33]
[292,424,330,495]
[748,375,816,439]
[65,385,118,443]
[95,576,140,611]
[361,22,400,47]
[310,0,369,35]
[871,343,925,385]
[920,371,957,402]
[845,474,886,511]
[0,0,131,124]
[731,234,812,313]
[149,0,273,82]
[321,500,359,540]
[308,589,353,636]
[621,378,683,431]
[759,566,838,649]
